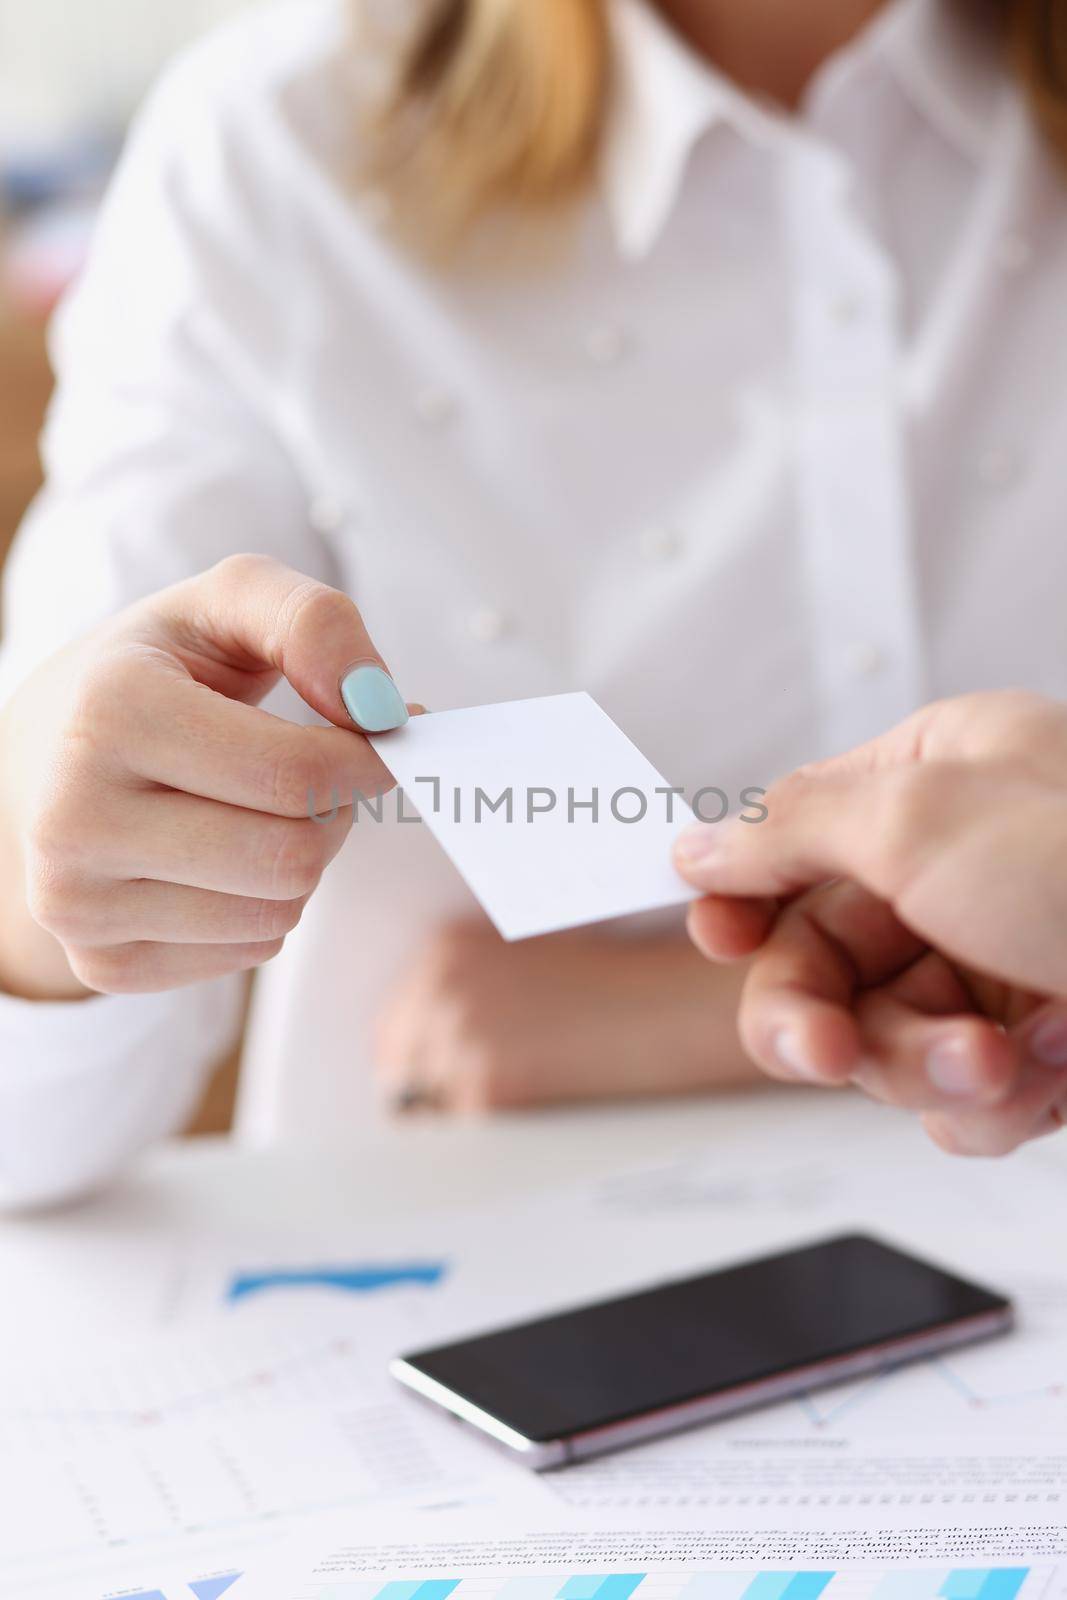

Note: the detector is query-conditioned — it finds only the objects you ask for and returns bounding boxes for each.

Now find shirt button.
[414,386,460,430]
[850,642,887,680]
[308,495,346,534]
[467,607,513,645]
[830,293,866,327]
[640,525,683,563]
[976,445,1023,491]
[995,232,1032,275]
[584,322,631,367]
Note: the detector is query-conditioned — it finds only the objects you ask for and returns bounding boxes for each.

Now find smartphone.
[390,1233,1012,1469]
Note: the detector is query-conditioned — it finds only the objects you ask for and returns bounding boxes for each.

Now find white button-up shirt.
[2,0,1065,1203]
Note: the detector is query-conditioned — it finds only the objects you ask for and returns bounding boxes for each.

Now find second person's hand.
[672,691,1067,1156]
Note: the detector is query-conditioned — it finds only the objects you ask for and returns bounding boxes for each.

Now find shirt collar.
[600,0,778,260]
[600,0,1007,261]
[869,0,1008,165]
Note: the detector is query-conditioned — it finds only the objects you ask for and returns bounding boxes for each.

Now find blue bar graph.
[976,1575,1029,1600]
[941,1574,1028,1600]
[592,1580,644,1600]
[372,1581,461,1600]
[741,1575,833,1600]
[307,1569,1036,1600]
[226,1261,448,1302]
[330,1567,1029,1600]
[373,1581,424,1600]
[779,1578,835,1600]
[189,1576,243,1600]
[413,1583,463,1600]
[875,1568,1030,1600]
[942,1576,991,1600]
[558,1578,645,1600]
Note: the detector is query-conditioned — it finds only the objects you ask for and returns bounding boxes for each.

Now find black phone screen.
[401,1234,1009,1443]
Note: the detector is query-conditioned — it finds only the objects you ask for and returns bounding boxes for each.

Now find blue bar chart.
[306,1569,1040,1600]
[226,1262,448,1302]
[941,1574,1030,1600]
[741,1575,834,1600]
[874,1572,1030,1600]
[188,1575,243,1600]
[557,1578,644,1600]
[122,1573,241,1600]
[372,1582,461,1600]
[674,1574,832,1600]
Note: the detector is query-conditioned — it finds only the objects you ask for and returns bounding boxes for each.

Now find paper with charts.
[6,1120,1067,1596]
[6,1248,1067,1595]
[264,1567,1066,1600]
[241,1492,1067,1598]
[260,1564,1067,1600]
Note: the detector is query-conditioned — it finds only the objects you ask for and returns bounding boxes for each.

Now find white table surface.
[1,1088,924,1244]
[3,1088,1067,1600]
[3,1087,1065,1344]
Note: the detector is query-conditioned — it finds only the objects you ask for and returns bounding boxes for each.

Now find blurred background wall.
[0,0,265,1132]
[0,1,258,143]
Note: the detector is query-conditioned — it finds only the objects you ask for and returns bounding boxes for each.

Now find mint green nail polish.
[340,665,409,732]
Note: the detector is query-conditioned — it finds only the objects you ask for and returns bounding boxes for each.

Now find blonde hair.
[374,0,1067,237]
[1011,0,1067,156]
[371,0,609,237]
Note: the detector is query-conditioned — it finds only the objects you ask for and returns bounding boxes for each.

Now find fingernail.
[340,664,409,733]
[674,825,718,870]
[1027,1013,1067,1067]
[927,1036,981,1097]
[773,1029,818,1080]
[923,1111,965,1155]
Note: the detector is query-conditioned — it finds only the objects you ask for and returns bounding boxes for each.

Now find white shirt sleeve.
[0,44,333,1207]
[0,981,245,1210]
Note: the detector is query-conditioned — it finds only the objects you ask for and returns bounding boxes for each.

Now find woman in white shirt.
[0,0,1064,1205]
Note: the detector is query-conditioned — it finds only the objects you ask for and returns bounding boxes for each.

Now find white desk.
[2,1088,1064,1347]
[3,1090,1066,1599]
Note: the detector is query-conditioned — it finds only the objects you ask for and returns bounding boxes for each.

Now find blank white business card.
[369,692,697,941]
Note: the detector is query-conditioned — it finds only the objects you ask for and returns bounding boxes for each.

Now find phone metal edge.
[389,1357,570,1468]
[390,1303,1013,1472]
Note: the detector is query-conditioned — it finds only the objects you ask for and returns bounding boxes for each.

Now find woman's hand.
[374,917,758,1113]
[0,554,410,1001]
[673,691,1067,1155]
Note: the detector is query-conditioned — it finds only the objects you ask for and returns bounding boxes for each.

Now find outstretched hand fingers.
[687,894,779,962]
[921,1003,1067,1156]
[734,879,926,1086]
[731,876,1029,1117]
[851,953,1023,1113]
